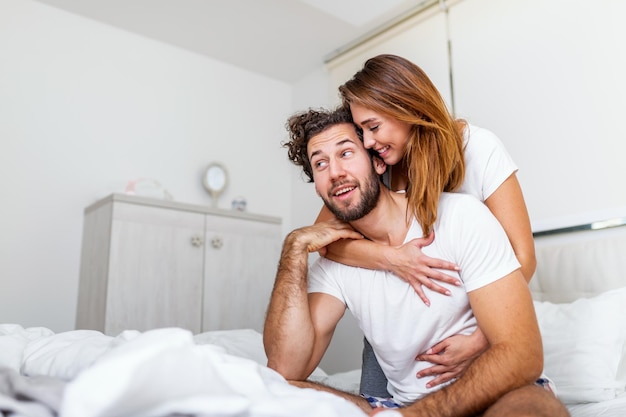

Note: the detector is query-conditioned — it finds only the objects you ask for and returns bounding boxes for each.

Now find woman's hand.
[384,231,460,305]
[415,329,489,388]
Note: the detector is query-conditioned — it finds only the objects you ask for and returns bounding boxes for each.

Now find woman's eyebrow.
[358,117,376,126]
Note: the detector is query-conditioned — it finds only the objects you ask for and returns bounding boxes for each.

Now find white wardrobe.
[76,193,282,335]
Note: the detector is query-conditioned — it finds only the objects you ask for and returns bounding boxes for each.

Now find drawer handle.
[190,235,204,247]
[211,236,223,249]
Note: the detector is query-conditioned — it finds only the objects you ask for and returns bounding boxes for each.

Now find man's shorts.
[361,394,402,409]
[535,376,557,395]
[362,376,557,409]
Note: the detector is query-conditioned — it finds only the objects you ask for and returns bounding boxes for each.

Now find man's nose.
[328,160,346,179]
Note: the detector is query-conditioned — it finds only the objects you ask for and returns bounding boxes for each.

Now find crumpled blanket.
[60,328,366,417]
[0,325,367,417]
[0,367,65,417]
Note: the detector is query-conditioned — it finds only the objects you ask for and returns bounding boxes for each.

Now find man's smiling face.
[307,123,382,222]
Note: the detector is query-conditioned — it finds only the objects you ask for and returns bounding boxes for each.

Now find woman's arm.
[416,329,488,387]
[484,173,536,282]
[315,205,460,304]
[417,173,536,386]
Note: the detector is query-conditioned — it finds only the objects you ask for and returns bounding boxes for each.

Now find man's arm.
[400,270,543,417]
[263,220,361,380]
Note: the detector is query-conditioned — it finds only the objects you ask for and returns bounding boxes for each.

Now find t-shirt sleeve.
[444,194,521,292]
[463,125,518,201]
[307,258,346,304]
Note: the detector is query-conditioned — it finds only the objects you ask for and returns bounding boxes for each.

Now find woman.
[316,54,536,396]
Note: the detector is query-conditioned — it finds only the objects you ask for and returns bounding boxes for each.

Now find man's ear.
[373,155,387,175]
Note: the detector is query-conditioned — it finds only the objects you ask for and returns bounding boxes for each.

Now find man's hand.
[287,218,364,254]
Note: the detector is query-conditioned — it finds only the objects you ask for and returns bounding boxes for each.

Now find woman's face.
[350,103,411,166]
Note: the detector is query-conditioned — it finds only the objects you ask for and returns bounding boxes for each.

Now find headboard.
[529,217,626,303]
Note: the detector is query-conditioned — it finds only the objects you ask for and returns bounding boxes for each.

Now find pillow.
[193,328,328,378]
[193,329,268,365]
[309,369,361,394]
[0,324,54,371]
[21,329,140,380]
[534,286,626,404]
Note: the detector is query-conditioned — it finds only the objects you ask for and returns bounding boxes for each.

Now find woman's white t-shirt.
[382,124,517,202]
[459,124,517,201]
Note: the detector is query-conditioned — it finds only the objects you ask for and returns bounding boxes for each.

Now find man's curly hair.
[283,106,362,183]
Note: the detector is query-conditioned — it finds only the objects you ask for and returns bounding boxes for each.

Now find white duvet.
[0,324,366,417]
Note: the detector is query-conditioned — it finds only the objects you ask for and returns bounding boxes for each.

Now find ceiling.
[34,0,435,83]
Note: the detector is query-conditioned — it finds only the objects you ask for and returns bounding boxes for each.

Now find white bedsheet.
[568,392,626,417]
[1,325,366,417]
[4,323,625,416]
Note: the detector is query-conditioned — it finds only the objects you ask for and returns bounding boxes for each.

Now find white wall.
[0,0,293,332]
[449,0,626,229]
[326,7,451,108]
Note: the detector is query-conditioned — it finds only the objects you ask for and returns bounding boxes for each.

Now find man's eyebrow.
[337,138,357,147]
[310,137,359,159]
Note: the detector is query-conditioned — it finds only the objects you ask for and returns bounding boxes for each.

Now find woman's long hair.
[339,54,465,236]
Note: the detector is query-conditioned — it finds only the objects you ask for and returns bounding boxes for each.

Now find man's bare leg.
[289,380,372,413]
[483,385,570,417]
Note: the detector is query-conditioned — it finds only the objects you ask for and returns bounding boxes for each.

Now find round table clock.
[202,162,228,207]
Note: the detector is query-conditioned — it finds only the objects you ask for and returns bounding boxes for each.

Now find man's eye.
[342,150,354,158]
[314,160,327,169]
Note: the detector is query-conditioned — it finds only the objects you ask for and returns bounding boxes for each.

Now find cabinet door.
[202,216,281,333]
[105,202,205,335]
[76,202,114,332]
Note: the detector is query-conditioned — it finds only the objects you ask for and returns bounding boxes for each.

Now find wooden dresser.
[76,193,282,335]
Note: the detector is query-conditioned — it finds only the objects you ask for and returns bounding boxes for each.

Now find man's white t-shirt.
[307,193,521,405]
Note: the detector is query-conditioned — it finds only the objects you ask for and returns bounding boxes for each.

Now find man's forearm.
[264,221,362,380]
[405,342,542,417]
[264,232,316,380]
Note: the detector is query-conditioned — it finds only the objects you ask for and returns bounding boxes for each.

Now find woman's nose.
[362,131,375,149]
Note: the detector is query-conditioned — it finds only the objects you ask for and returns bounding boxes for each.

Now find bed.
[528,217,626,416]
[1,217,625,417]
[0,326,365,417]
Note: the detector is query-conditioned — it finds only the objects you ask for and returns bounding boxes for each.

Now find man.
[263,107,569,417]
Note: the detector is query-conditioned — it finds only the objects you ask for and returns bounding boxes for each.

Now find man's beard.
[322,166,380,222]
